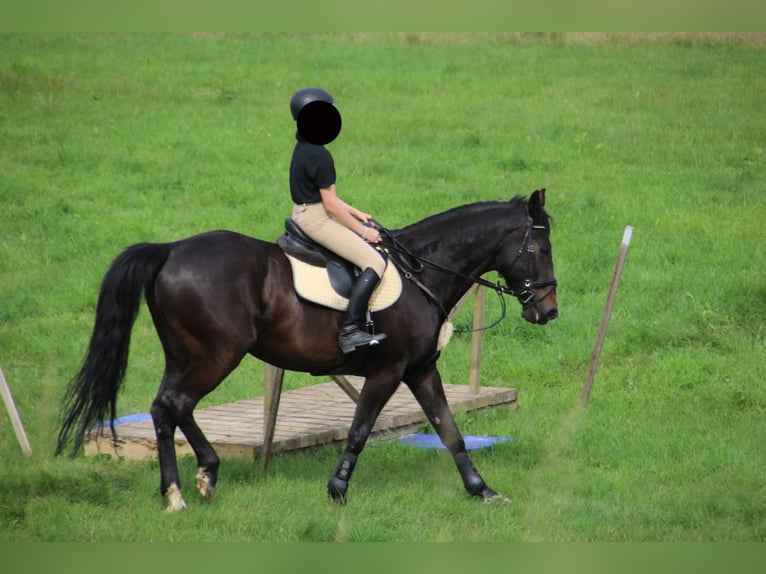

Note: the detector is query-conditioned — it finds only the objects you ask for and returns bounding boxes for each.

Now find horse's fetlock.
[327,476,349,502]
[464,474,487,496]
[328,452,357,503]
[454,452,486,496]
[164,482,187,512]
[195,467,217,501]
[202,456,220,473]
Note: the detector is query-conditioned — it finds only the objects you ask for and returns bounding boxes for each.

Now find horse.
[56,189,558,511]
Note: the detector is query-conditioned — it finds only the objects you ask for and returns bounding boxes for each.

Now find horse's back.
[160,230,278,276]
[171,229,268,256]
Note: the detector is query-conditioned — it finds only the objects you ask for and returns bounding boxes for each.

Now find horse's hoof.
[195,468,216,501]
[482,488,512,504]
[165,482,188,512]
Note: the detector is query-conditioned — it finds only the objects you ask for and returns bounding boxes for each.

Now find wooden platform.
[84,379,517,461]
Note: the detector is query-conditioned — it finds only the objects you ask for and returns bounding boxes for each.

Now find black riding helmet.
[290,87,342,145]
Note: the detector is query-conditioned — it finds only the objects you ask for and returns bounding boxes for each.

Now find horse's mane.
[393,196,528,236]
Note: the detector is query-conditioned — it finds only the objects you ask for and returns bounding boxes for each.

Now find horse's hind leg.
[151,364,231,511]
[176,409,220,502]
[404,366,510,503]
[150,375,188,511]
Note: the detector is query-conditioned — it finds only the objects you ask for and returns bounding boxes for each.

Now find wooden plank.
[85,381,517,460]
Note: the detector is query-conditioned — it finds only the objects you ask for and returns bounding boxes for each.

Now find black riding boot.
[339,268,387,353]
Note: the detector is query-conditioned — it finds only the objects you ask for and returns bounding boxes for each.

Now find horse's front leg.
[404,366,510,503]
[328,372,401,504]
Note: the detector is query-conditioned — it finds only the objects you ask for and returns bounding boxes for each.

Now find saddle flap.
[284,253,402,312]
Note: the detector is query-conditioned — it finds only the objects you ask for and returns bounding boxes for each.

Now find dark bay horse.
[56,189,558,511]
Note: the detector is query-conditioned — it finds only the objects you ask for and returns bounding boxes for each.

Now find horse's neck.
[396,203,524,312]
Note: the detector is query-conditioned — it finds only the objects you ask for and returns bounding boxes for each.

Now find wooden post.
[261,363,284,470]
[468,282,486,394]
[330,375,360,403]
[0,366,32,455]
[580,226,634,407]
[448,283,479,320]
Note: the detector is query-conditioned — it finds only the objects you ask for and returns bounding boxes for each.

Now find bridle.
[372,213,558,332]
[507,215,558,311]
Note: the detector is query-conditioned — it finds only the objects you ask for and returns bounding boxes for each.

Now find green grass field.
[1,33,764,541]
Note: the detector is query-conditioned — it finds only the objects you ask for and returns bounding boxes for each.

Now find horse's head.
[498,189,558,325]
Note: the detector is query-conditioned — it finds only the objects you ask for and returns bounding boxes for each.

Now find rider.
[288,87,387,353]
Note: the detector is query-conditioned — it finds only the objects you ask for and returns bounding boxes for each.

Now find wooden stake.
[469,282,486,394]
[261,363,284,470]
[0,365,33,455]
[580,226,634,408]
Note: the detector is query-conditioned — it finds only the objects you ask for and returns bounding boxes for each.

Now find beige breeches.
[292,202,386,277]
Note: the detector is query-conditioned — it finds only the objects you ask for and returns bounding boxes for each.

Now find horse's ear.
[529,188,546,219]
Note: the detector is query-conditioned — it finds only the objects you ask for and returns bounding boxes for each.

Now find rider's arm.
[320,185,381,243]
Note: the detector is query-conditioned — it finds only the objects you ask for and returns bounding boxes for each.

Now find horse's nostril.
[547,309,558,321]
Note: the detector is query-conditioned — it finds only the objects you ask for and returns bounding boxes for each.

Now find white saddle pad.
[285,254,402,312]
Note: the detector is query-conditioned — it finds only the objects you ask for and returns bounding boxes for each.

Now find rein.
[371,216,557,333]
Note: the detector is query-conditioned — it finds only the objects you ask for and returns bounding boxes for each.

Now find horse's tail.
[55,242,173,456]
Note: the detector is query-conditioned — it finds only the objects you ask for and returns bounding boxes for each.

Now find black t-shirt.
[289,136,336,204]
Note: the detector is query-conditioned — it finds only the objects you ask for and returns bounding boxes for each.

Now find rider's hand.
[362,226,382,243]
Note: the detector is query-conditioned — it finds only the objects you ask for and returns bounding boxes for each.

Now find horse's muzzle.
[522,292,558,325]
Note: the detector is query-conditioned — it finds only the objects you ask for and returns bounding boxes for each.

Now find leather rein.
[372,214,558,333]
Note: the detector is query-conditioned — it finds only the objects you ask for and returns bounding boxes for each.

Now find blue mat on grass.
[393,434,516,451]
[102,413,152,426]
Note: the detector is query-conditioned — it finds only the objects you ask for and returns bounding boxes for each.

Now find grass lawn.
[0,33,764,541]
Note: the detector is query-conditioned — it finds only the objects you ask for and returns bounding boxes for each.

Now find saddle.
[276,218,402,312]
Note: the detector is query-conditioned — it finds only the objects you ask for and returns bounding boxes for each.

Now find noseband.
[374,213,557,330]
